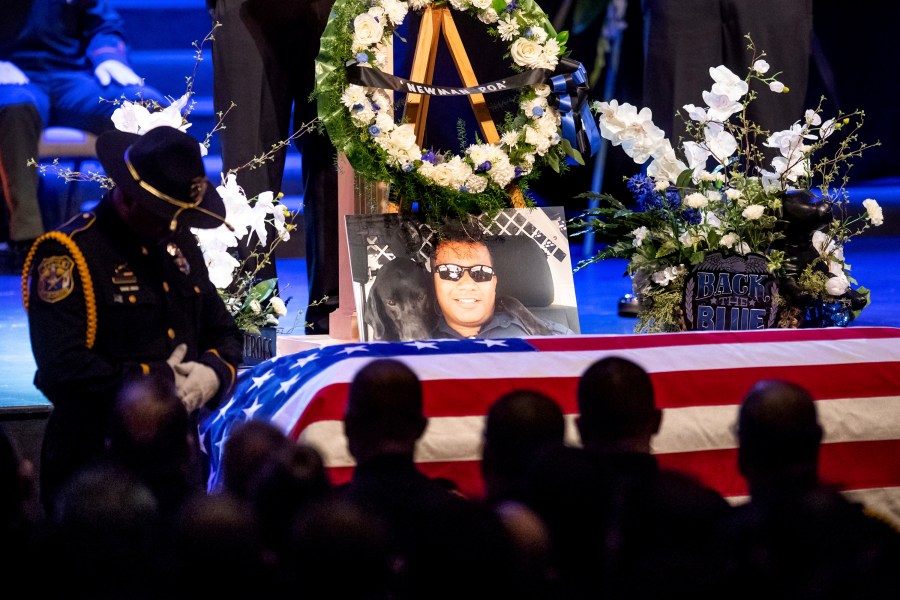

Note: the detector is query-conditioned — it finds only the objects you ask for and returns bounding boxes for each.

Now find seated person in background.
[0,0,163,271]
[430,227,573,339]
[724,379,900,598]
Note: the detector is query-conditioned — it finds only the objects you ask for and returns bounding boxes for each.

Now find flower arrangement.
[569,38,883,332]
[34,27,302,336]
[315,0,582,223]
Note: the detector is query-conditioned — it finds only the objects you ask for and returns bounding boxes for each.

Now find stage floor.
[2,233,897,409]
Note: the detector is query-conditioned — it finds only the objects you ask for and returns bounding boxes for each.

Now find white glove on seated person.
[93,59,142,86]
[174,361,220,413]
[0,61,29,85]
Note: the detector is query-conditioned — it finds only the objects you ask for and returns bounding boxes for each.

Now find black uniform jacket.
[25,197,242,410]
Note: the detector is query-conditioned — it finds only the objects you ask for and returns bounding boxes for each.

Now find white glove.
[166,343,188,389]
[173,361,220,412]
[0,61,29,85]
[93,59,142,86]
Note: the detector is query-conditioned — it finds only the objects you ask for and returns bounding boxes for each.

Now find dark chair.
[487,235,580,333]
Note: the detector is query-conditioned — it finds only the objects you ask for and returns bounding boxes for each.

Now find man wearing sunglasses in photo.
[430,232,574,340]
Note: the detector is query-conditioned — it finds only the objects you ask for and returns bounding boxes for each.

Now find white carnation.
[684,192,709,209]
[464,174,488,193]
[741,204,766,220]
[862,198,884,226]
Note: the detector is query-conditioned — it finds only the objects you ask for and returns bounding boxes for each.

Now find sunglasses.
[435,264,495,283]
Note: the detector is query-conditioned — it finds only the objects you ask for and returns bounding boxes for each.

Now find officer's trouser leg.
[0,103,44,242]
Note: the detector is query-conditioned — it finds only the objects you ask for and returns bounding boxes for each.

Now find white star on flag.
[406,341,439,350]
[476,339,508,348]
[338,345,370,355]
[277,374,301,396]
[292,352,320,370]
[249,370,275,391]
[243,397,264,419]
[213,397,236,423]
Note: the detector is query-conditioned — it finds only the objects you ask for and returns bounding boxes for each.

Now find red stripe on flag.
[289,359,900,440]
[528,327,900,353]
[323,439,900,503]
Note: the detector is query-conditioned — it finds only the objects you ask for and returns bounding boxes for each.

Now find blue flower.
[506,1,519,11]
[355,52,369,64]
[532,106,544,118]
[476,161,492,173]
[683,208,702,225]
[422,149,437,165]
[626,174,661,211]
[352,103,364,112]
[514,166,524,178]
[403,163,415,172]
[459,185,469,193]
[368,125,380,136]
[371,102,381,111]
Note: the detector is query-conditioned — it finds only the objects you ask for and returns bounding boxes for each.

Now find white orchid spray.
[192,172,295,334]
[570,36,881,332]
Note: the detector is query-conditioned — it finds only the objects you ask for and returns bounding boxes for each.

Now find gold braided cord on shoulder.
[21,231,98,349]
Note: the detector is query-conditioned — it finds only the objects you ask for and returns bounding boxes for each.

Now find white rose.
[269,296,288,317]
[684,192,709,209]
[510,37,543,68]
[471,0,492,9]
[862,198,884,226]
[742,204,766,220]
[353,13,384,49]
[533,84,552,97]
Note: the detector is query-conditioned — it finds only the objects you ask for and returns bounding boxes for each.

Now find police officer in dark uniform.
[24,125,243,510]
[205,0,339,333]
[0,0,164,270]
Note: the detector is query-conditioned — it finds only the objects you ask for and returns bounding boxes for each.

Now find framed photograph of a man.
[346,207,580,342]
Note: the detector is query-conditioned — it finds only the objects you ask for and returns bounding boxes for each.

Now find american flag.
[200,326,900,525]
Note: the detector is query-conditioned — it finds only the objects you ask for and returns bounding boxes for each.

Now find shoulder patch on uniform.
[36,255,75,303]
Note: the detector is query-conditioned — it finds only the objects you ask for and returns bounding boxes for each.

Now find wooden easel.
[404,5,525,208]
[329,7,525,340]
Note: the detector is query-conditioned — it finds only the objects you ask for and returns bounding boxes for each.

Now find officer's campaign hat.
[96,126,228,231]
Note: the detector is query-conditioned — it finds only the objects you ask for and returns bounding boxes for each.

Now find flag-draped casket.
[200,327,900,525]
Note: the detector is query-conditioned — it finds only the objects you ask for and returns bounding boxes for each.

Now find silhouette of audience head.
[221,418,293,500]
[736,379,823,491]
[0,424,35,529]
[48,463,166,598]
[283,497,395,599]
[172,492,271,598]
[576,356,661,453]
[249,443,332,559]
[106,374,199,515]
[482,389,566,503]
[344,359,426,464]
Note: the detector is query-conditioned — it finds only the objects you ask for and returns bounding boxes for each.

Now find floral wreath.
[315,0,596,223]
